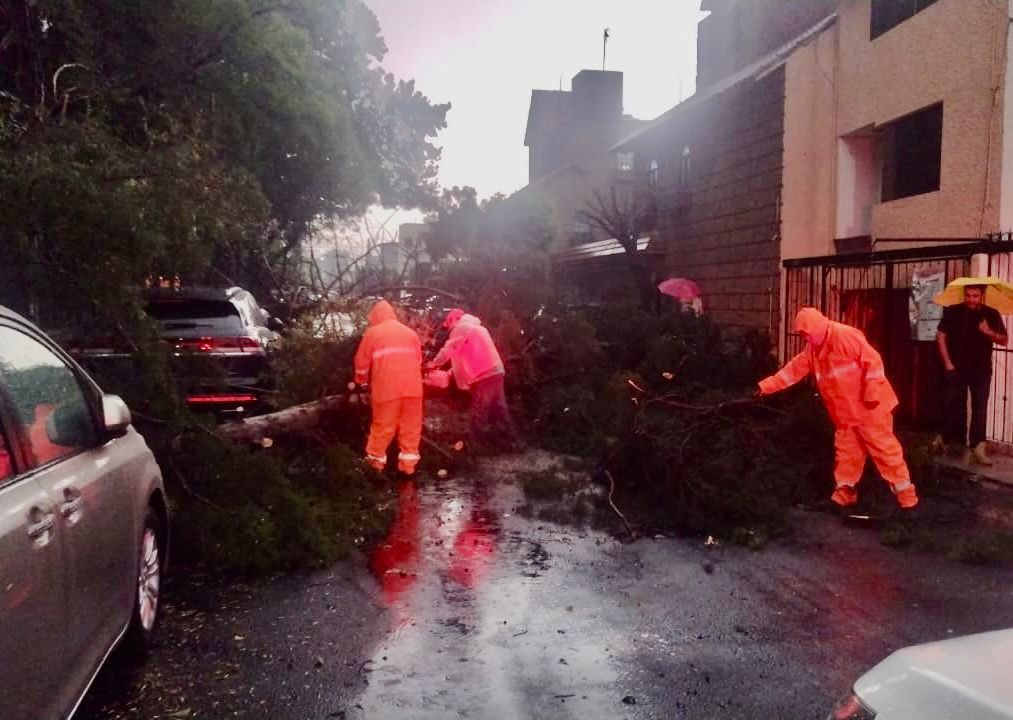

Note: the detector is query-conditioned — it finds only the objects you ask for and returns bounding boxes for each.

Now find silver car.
[0,305,169,719]
[828,629,1013,719]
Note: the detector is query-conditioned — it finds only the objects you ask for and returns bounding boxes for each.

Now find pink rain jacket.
[430,314,504,390]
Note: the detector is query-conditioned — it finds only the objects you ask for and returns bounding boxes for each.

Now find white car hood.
[856,629,1013,719]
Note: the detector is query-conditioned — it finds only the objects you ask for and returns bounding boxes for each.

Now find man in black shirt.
[936,285,1008,464]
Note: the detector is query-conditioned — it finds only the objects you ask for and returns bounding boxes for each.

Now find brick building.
[612,0,834,332]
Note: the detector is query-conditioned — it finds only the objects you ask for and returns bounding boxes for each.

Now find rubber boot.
[895,485,919,510]
[972,442,993,467]
[830,485,858,508]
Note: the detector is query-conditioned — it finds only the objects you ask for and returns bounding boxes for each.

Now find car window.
[145,299,244,332]
[247,297,267,327]
[0,426,12,482]
[0,326,99,467]
[234,297,253,327]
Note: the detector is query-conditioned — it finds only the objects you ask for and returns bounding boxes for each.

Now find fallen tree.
[218,394,350,444]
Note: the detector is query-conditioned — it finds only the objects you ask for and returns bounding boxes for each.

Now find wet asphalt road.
[80,451,1013,719]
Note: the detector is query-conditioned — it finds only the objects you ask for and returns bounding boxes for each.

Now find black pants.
[469,374,517,447]
[941,369,992,447]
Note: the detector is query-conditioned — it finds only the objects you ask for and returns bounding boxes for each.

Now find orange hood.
[795,308,830,346]
[367,300,397,326]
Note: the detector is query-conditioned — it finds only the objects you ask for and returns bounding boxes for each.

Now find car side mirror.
[267,317,285,332]
[101,394,132,437]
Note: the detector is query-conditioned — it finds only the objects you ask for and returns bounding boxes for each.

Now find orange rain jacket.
[759,308,898,428]
[354,301,423,403]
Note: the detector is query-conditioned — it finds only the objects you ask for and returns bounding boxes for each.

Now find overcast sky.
[366,0,706,200]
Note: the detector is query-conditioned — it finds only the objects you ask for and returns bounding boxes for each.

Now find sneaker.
[972,442,994,467]
[830,486,859,507]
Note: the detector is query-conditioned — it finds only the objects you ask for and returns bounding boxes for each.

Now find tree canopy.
[422,186,555,262]
[0,0,449,321]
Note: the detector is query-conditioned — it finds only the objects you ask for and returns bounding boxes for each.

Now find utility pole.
[602,28,610,71]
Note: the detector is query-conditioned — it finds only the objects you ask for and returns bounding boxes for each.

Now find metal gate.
[783,243,985,429]
[986,251,1013,445]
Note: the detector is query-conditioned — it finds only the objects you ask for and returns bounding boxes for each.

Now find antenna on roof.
[602,28,610,71]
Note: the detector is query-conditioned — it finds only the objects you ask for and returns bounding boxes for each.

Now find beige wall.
[782,25,838,261]
[514,149,627,252]
[1000,2,1013,230]
[837,0,1007,239]
[512,164,592,250]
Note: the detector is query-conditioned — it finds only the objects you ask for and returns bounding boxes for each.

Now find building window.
[571,221,592,246]
[616,152,635,172]
[880,103,943,202]
[871,0,939,40]
[678,145,692,190]
[647,160,659,190]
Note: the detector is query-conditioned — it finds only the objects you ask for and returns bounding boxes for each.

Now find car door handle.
[60,497,84,518]
[60,487,83,522]
[27,508,56,545]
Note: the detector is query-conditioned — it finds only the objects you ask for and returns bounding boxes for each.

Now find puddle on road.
[353,474,636,719]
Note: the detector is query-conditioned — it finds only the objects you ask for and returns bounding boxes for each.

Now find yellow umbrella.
[934,276,1013,314]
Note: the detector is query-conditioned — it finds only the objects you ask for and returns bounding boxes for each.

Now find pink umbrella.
[657,278,701,300]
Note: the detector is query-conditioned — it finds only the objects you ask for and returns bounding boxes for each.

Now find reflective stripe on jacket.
[758,322,898,428]
[354,300,423,402]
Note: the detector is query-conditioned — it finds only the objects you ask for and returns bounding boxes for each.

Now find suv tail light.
[216,336,262,351]
[187,394,258,404]
[175,336,262,353]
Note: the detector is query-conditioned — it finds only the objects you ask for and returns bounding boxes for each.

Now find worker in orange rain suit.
[758,308,919,511]
[354,300,424,474]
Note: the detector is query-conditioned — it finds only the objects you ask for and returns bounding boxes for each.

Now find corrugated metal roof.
[551,236,657,264]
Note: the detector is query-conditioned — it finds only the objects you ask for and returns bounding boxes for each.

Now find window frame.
[870,0,940,41]
[0,317,107,477]
[616,151,635,173]
[879,102,943,203]
[678,145,693,191]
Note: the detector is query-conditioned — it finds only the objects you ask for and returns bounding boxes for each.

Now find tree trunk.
[217,394,349,444]
[627,255,657,312]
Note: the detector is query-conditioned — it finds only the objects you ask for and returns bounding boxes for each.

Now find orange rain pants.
[365,397,424,473]
[759,308,918,509]
[832,414,917,509]
[354,300,424,473]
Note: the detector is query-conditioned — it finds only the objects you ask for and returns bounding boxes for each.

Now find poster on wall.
[909,266,946,341]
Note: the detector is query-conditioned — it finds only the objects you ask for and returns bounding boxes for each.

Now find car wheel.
[125,509,163,654]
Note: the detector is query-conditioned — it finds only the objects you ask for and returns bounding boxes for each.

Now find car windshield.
[145,300,243,332]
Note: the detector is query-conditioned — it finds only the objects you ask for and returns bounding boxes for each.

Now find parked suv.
[73,286,282,415]
[0,305,169,720]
